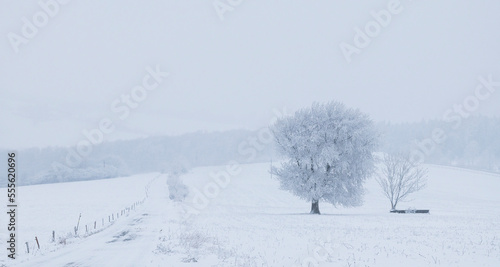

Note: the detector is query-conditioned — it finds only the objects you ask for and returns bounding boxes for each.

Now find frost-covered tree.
[271,102,378,214]
[376,153,427,210]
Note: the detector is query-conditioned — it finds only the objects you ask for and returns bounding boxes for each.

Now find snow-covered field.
[2,163,499,266]
[0,173,158,266]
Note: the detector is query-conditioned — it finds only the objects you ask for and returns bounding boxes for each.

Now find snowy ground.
[2,163,499,266]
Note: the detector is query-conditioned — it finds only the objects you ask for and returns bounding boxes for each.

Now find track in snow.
[15,175,171,267]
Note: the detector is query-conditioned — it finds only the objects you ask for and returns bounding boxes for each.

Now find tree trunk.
[310,200,320,214]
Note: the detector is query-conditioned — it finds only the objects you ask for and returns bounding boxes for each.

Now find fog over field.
[1,0,500,149]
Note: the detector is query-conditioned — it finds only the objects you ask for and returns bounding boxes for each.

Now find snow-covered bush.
[167,173,189,201]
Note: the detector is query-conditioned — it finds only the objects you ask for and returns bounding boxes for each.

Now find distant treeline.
[378,115,500,173]
[1,115,498,186]
[0,129,274,186]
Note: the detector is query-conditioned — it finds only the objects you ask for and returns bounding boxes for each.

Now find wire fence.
[23,174,158,256]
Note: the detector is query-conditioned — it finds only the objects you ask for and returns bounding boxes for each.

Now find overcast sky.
[1,0,500,149]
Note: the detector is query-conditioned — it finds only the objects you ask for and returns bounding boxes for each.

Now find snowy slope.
[3,163,500,266]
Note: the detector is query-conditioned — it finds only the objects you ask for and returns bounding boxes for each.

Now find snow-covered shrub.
[167,173,189,201]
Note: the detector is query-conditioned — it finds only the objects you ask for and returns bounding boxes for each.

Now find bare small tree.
[377,153,427,210]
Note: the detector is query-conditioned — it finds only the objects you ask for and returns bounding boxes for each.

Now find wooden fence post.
[75,213,81,235]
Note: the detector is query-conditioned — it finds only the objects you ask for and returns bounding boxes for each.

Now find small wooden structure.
[390,209,429,214]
